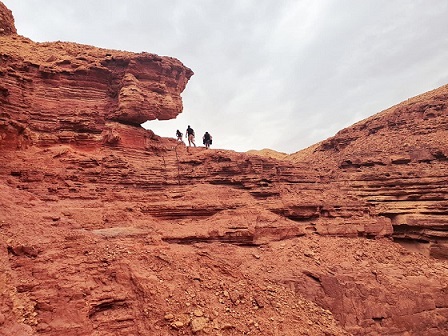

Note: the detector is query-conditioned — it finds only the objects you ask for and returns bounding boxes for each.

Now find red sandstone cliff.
[0,3,447,336]
[0,8,193,151]
[287,85,448,259]
[0,1,16,36]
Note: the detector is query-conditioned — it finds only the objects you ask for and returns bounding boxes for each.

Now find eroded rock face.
[0,9,193,150]
[289,84,448,259]
[0,2,447,336]
[0,1,16,35]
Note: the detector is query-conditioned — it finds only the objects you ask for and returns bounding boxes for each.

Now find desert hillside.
[1,2,447,336]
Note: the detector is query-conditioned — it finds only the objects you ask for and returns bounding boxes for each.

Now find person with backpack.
[185,125,196,147]
[202,131,212,149]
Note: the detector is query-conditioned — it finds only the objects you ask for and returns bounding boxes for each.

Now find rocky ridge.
[1,3,447,336]
[286,85,448,259]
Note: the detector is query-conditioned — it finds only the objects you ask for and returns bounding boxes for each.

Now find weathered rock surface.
[0,2,447,336]
[288,84,448,259]
[0,13,193,151]
[0,1,16,35]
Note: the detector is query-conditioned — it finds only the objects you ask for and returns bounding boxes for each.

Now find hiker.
[185,125,196,147]
[176,129,183,142]
[203,131,212,149]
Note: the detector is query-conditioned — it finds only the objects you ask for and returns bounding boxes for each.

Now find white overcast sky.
[3,0,448,153]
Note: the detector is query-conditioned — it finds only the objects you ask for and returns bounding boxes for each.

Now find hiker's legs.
[188,134,195,147]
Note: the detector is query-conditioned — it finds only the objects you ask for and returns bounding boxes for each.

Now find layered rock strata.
[289,85,448,259]
[0,1,16,35]
[0,23,193,151]
[0,2,447,336]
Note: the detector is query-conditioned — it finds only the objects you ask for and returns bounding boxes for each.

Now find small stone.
[304,250,315,257]
[36,322,50,331]
[191,317,208,333]
[164,313,174,321]
[193,309,203,317]
[171,321,184,329]
[222,323,235,330]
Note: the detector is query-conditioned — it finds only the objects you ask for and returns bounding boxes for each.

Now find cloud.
[4,0,448,153]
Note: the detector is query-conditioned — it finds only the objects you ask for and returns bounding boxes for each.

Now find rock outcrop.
[0,1,16,35]
[0,2,447,336]
[288,85,448,259]
[0,11,193,151]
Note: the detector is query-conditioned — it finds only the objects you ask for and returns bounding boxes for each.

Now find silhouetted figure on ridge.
[203,131,212,149]
[176,129,183,143]
[186,125,196,147]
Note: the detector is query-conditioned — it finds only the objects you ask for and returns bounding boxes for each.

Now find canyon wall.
[288,85,448,259]
[0,17,193,151]
[0,3,447,336]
